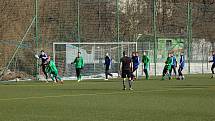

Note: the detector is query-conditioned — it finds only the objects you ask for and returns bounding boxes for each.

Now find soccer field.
[0,75,215,121]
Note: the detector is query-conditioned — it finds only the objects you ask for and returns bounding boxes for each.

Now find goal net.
[53,42,137,80]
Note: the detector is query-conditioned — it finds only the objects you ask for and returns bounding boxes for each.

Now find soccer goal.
[53,42,137,80]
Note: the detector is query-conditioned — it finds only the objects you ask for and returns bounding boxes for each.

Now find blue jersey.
[132,56,140,69]
[179,55,185,68]
[171,56,177,66]
[210,54,215,63]
[104,56,111,66]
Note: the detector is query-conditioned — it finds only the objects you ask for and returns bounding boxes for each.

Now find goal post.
[53,42,138,80]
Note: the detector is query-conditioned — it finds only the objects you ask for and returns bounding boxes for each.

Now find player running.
[45,56,64,84]
[142,51,150,80]
[104,53,113,80]
[120,51,133,90]
[162,53,172,80]
[71,52,84,82]
[131,52,140,80]
[209,51,215,78]
[177,52,185,80]
[170,53,177,78]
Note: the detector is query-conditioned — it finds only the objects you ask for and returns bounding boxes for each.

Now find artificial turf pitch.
[0,75,215,121]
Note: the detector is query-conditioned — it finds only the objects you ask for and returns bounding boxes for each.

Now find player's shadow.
[167,85,215,89]
[0,83,18,85]
[54,88,121,91]
[86,80,119,83]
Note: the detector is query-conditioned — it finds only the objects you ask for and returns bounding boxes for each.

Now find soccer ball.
[16,78,20,82]
[182,76,185,80]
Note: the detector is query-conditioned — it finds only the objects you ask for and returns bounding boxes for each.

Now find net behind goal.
[53,42,137,79]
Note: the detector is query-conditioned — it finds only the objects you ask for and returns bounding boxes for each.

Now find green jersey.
[142,55,150,69]
[142,55,150,64]
[165,57,172,70]
[46,59,62,81]
[46,60,58,74]
[74,56,84,69]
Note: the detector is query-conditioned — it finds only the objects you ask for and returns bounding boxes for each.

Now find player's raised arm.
[35,54,39,59]
[71,57,77,64]
[119,60,122,73]
[130,61,133,72]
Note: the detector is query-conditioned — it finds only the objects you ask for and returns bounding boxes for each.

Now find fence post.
[35,0,39,80]
[202,43,204,74]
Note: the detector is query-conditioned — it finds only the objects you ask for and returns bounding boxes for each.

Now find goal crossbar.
[53,42,138,62]
[53,42,137,45]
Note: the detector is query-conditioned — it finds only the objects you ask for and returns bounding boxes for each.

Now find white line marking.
[0,88,204,101]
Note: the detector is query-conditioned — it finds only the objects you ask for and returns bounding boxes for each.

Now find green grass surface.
[0,75,215,121]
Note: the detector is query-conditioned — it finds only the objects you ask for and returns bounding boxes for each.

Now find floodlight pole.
[116,0,120,76]
[187,1,192,74]
[153,0,157,76]
[77,0,80,51]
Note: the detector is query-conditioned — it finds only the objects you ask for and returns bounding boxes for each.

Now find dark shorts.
[212,63,215,69]
[171,65,176,68]
[164,65,171,70]
[133,67,138,72]
[121,70,131,78]
[105,65,110,71]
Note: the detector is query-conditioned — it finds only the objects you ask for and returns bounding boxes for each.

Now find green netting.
[0,1,36,80]
[1,1,215,80]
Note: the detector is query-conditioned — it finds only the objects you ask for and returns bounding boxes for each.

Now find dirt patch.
[0,70,34,81]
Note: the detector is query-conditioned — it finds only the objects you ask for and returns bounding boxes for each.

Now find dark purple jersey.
[39,53,48,64]
[120,56,132,71]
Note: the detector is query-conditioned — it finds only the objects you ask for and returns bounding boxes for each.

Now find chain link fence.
[0,0,215,80]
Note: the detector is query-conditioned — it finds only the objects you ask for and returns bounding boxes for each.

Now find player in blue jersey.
[209,51,215,78]
[131,52,140,81]
[177,53,185,80]
[104,53,113,80]
[170,53,177,78]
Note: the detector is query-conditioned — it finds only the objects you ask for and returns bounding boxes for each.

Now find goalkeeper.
[71,52,84,82]
[45,56,63,84]
[162,53,172,80]
[142,51,150,80]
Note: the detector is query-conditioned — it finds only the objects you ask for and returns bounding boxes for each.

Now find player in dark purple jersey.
[36,50,49,82]
[120,51,133,90]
